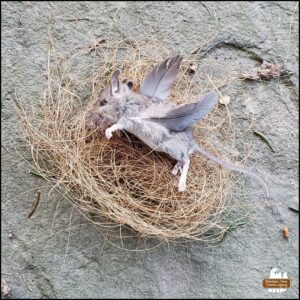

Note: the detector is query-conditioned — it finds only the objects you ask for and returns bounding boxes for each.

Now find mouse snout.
[87,111,103,128]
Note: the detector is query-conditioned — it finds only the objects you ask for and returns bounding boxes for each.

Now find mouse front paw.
[105,128,113,140]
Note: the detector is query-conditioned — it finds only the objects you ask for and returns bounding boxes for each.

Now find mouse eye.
[99,99,107,106]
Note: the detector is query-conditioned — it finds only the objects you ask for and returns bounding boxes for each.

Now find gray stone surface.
[1,1,299,298]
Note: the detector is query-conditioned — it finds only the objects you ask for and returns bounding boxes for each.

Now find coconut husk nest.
[13,36,254,244]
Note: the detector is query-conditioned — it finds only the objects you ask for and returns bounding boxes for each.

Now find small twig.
[86,38,106,54]
[11,94,22,111]
[253,130,275,152]
[21,273,33,292]
[201,1,212,17]
[29,170,45,179]
[65,17,90,22]
[27,192,41,218]
[285,2,299,63]
[222,221,247,241]
[288,206,299,213]
[109,16,138,48]
[2,145,20,158]
[190,7,218,55]
[29,170,55,179]
[119,225,124,248]
[58,207,74,276]
[2,27,27,37]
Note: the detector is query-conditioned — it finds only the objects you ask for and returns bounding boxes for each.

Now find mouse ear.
[110,70,121,96]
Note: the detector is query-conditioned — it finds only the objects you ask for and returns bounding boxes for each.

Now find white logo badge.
[267,268,289,293]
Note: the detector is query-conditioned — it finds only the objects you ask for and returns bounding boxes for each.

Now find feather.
[144,91,219,132]
[140,55,183,100]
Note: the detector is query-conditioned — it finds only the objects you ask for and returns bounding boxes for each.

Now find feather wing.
[143,91,219,132]
[140,55,183,100]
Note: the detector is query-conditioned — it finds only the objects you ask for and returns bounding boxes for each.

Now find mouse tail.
[194,144,270,198]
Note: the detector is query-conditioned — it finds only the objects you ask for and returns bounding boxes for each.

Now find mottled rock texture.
[2,1,299,298]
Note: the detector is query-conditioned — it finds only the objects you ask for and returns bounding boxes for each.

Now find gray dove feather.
[140,55,183,100]
[142,91,219,132]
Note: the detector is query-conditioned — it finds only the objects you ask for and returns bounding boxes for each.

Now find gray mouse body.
[87,56,269,196]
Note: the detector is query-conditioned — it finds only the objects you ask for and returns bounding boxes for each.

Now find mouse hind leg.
[160,131,196,191]
[178,158,190,192]
[170,158,190,191]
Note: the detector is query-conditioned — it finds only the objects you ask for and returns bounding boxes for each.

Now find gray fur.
[87,56,269,196]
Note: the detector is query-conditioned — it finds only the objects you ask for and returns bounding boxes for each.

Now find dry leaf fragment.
[27,191,41,218]
[241,60,287,81]
[282,227,289,239]
[219,95,230,105]
[86,38,106,53]
[1,279,11,297]
[187,63,197,74]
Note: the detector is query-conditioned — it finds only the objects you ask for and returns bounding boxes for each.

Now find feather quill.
[140,55,183,100]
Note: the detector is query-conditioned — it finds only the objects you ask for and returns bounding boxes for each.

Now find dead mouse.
[87,56,269,197]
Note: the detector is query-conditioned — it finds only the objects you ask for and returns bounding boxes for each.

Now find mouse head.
[87,70,133,128]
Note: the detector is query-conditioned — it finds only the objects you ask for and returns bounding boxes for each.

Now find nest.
[14,37,249,244]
